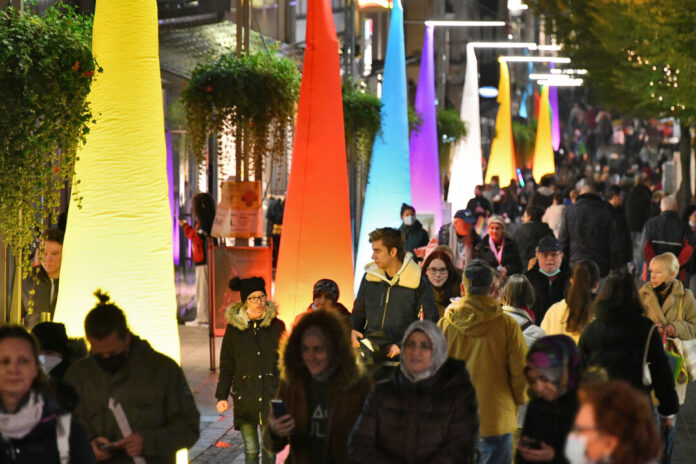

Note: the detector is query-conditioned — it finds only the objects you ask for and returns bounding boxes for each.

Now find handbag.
[667,294,696,382]
[642,324,658,386]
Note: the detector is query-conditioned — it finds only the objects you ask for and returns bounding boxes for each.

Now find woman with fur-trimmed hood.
[215,276,285,464]
[263,309,372,464]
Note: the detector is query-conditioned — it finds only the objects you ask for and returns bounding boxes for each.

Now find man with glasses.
[525,236,571,323]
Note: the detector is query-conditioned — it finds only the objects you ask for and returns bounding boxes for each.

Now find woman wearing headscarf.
[475,216,523,279]
[264,310,371,463]
[215,276,286,464]
[516,335,582,463]
[348,320,479,463]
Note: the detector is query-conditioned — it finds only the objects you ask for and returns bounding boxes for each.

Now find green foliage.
[512,119,537,167]
[527,0,696,123]
[0,4,97,273]
[342,82,382,162]
[436,108,467,173]
[181,51,301,171]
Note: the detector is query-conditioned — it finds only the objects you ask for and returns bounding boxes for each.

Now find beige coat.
[639,280,696,340]
[438,294,528,437]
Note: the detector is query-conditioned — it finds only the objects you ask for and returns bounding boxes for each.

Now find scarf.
[0,392,44,440]
[489,235,505,265]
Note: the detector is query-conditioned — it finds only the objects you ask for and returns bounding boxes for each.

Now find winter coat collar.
[364,252,422,289]
[443,294,503,337]
[593,298,644,323]
[502,305,534,324]
[225,301,279,330]
[639,280,685,325]
[575,193,604,205]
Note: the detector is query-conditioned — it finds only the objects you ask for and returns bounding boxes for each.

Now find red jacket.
[183,221,207,265]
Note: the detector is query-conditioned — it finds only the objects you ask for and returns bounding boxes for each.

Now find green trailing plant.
[436,108,467,174]
[342,83,381,162]
[512,119,537,169]
[181,51,301,177]
[0,4,97,274]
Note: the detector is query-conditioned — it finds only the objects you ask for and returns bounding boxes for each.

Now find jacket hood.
[444,294,503,337]
[502,305,533,323]
[279,309,365,389]
[225,301,279,330]
[364,252,421,289]
[537,186,554,196]
[399,320,448,383]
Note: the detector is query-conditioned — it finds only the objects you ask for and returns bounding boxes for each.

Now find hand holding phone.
[269,399,295,438]
[271,399,289,419]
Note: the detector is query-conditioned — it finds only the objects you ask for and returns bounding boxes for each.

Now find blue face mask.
[539,267,561,277]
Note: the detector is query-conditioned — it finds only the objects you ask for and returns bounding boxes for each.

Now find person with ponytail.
[215,277,285,464]
[541,261,600,344]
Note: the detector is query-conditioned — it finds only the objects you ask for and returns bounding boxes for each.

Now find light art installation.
[409,25,442,230]
[532,85,555,182]
[446,44,483,217]
[485,59,516,186]
[549,63,561,150]
[54,5,182,455]
[274,0,354,326]
[354,0,411,291]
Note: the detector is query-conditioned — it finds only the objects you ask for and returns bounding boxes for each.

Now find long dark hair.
[592,269,644,316]
[422,250,461,290]
[566,260,600,333]
[192,192,216,236]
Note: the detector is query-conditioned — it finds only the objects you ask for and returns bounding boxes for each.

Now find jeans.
[653,408,677,464]
[239,422,275,464]
[477,433,512,464]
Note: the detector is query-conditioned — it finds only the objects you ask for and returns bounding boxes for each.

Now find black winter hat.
[463,259,494,293]
[313,279,339,301]
[32,322,69,355]
[229,276,267,302]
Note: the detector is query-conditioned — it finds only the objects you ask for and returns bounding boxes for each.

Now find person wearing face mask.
[398,203,430,257]
[264,309,371,463]
[64,291,200,463]
[516,335,581,464]
[564,380,660,464]
[525,237,571,323]
[348,320,479,463]
[216,276,285,464]
[541,261,599,344]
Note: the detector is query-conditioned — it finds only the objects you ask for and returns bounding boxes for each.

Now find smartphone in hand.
[271,399,289,418]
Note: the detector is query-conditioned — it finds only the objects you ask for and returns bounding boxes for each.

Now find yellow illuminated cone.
[533,85,555,182]
[486,59,516,187]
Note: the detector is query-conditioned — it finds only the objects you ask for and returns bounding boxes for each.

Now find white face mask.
[403,215,415,226]
[39,354,63,374]
[689,221,696,229]
[565,433,591,464]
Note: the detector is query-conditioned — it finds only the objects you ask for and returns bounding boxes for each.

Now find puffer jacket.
[352,253,438,347]
[64,336,200,464]
[0,391,94,464]
[559,193,620,277]
[639,280,696,340]
[578,300,678,416]
[438,295,527,437]
[642,211,691,259]
[348,358,479,463]
[215,301,286,428]
[264,310,372,464]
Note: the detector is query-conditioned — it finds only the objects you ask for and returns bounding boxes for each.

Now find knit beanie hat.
[32,322,69,355]
[229,276,266,302]
[313,279,339,302]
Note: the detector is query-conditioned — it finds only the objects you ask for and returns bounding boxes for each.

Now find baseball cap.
[538,236,562,253]
[453,209,475,223]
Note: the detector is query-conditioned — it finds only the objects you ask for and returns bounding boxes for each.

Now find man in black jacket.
[642,195,692,280]
[625,175,652,273]
[525,236,571,323]
[352,227,438,378]
[559,183,620,277]
[605,185,632,269]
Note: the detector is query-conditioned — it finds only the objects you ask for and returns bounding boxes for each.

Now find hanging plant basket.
[0,5,98,273]
[181,51,301,174]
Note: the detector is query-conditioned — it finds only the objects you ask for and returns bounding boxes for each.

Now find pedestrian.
[0,325,95,464]
[351,227,438,380]
[264,310,371,464]
[542,194,565,239]
[681,205,696,292]
[605,185,632,269]
[399,203,429,257]
[525,236,571,324]
[467,185,493,221]
[642,196,693,282]
[514,205,554,270]
[422,250,462,318]
[215,277,285,464]
[541,260,599,344]
[438,209,481,270]
[566,380,660,464]
[517,335,581,464]
[178,192,216,326]
[21,229,63,329]
[475,215,523,279]
[439,260,527,464]
[500,275,546,347]
[349,320,479,463]
[293,279,351,329]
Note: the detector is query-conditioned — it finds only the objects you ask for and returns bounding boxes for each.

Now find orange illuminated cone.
[274,0,354,326]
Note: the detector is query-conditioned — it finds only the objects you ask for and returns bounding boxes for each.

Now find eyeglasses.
[427,267,448,276]
[247,295,267,303]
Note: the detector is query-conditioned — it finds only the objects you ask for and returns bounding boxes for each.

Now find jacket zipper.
[381,286,392,329]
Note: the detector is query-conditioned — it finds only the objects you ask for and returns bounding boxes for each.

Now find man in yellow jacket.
[439,259,528,464]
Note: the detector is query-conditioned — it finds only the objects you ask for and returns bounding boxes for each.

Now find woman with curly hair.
[264,309,371,463]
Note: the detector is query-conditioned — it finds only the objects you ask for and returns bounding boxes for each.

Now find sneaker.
[185,320,209,328]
